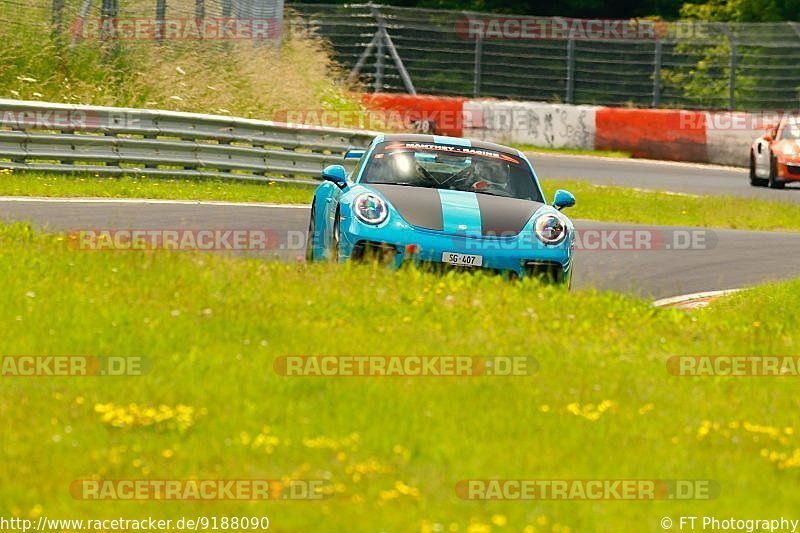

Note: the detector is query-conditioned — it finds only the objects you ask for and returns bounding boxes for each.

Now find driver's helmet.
[473,159,509,187]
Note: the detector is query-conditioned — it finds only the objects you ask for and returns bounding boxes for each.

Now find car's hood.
[773,139,800,160]
[366,184,546,237]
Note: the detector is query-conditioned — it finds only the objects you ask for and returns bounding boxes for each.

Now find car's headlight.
[354,193,388,225]
[535,214,568,245]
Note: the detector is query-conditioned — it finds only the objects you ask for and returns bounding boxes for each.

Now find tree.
[679,0,800,22]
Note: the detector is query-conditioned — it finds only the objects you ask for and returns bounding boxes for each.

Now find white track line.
[0,196,308,208]
[653,289,743,308]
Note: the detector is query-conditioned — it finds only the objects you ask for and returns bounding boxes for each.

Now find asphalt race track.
[528,152,800,202]
[2,196,798,300]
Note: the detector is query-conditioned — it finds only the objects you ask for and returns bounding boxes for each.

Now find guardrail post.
[652,40,662,108]
[473,33,483,97]
[565,39,575,104]
[195,0,205,20]
[222,0,232,17]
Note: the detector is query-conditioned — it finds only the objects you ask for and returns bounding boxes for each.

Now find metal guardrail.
[0,99,377,183]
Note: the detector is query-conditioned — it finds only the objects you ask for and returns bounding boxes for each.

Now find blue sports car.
[306,134,576,284]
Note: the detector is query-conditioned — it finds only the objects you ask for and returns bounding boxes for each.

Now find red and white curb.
[653,289,742,309]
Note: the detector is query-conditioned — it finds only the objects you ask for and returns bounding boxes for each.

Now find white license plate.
[441,252,483,267]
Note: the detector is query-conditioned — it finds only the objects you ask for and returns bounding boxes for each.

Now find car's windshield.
[780,123,800,140]
[360,141,543,202]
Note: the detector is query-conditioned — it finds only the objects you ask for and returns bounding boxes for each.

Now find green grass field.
[551,179,800,231]
[3,171,800,232]
[1,222,799,531]
[0,171,316,204]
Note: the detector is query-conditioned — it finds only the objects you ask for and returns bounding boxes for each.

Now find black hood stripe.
[477,194,543,236]
[370,184,444,231]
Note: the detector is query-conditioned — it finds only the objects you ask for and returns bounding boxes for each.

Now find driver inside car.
[468,159,513,195]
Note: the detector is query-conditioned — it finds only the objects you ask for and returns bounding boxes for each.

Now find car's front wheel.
[331,207,341,262]
[769,155,786,189]
[750,151,767,187]
[305,205,316,262]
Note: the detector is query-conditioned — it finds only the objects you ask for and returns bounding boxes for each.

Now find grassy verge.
[550,179,800,231]
[516,144,632,159]
[0,171,315,204]
[0,2,363,121]
[1,222,799,531]
[3,171,800,232]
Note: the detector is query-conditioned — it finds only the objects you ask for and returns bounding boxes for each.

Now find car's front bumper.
[777,160,800,181]
[339,216,574,283]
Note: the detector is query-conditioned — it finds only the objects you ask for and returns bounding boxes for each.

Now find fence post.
[51,0,65,42]
[71,0,94,46]
[348,33,379,85]
[384,31,417,94]
[719,23,737,110]
[473,33,483,97]
[565,39,575,104]
[100,0,118,43]
[652,40,662,107]
[155,0,167,43]
[373,6,385,92]
[729,37,737,111]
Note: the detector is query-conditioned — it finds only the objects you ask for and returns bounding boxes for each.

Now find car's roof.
[378,133,520,156]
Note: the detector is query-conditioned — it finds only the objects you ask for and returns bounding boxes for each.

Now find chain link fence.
[289,3,800,111]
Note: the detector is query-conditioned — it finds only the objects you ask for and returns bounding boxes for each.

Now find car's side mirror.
[322,164,348,189]
[764,134,774,143]
[552,189,576,210]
